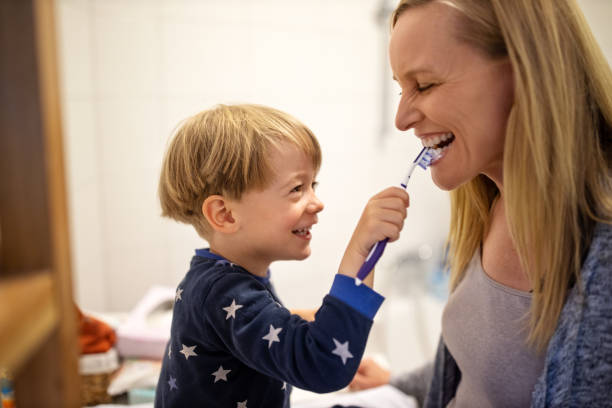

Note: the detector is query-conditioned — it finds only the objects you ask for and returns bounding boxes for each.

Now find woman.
[351,0,612,406]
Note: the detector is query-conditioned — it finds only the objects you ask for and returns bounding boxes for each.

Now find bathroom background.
[55,0,612,375]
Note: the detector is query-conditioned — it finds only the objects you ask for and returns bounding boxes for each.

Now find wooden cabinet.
[0,0,80,406]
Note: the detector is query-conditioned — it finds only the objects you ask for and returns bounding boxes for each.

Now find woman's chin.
[431,172,458,191]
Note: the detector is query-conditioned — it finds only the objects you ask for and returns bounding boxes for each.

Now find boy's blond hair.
[159,104,322,240]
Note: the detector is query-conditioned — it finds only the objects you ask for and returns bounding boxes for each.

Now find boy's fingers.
[367,205,408,226]
[371,186,410,204]
[371,195,410,213]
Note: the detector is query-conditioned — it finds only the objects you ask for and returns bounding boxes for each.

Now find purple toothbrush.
[354,147,436,286]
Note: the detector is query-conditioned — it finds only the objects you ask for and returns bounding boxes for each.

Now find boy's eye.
[291,181,318,193]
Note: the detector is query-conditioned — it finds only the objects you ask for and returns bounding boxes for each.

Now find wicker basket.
[79,348,119,406]
[80,372,113,406]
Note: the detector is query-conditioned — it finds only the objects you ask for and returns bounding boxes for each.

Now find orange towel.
[76,305,117,354]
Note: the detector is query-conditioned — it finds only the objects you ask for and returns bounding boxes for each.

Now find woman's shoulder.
[590,221,612,253]
[581,222,612,294]
[533,222,612,406]
[551,221,611,349]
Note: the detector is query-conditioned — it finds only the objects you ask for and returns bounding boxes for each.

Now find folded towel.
[76,304,117,354]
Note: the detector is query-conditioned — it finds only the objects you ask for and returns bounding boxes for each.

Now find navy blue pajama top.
[154,249,384,408]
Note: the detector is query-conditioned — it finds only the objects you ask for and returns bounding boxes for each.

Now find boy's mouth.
[292,227,311,238]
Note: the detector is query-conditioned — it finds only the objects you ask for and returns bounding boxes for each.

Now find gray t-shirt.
[441,250,545,408]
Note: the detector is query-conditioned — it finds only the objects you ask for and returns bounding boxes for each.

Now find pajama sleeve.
[202,271,384,393]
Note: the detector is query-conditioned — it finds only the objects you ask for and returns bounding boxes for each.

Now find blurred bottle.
[1,369,15,408]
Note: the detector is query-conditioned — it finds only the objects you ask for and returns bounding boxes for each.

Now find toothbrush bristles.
[415,147,436,169]
[401,147,436,188]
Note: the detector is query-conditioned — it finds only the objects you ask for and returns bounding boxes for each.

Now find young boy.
[155,104,409,407]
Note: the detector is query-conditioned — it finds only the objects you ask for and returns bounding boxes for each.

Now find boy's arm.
[338,186,410,287]
[204,272,379,393]
[290,186,408,319]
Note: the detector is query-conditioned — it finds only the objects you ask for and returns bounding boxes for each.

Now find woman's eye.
[312,181,319,190]
[291,185,303,193]
[397,83,434,97]
[416,83,434,92]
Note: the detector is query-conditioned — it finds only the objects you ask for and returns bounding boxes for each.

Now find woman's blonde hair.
[158,104,322,240]
[392,0,612,351]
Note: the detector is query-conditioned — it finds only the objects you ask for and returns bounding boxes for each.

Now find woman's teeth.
[423,133,455,157]
[423,133,454,148]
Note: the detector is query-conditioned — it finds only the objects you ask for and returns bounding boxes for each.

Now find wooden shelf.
[0,272,59,372]
[0,0,81,405]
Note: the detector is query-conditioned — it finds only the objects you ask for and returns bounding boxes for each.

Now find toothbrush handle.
[355,237,389,281]
[355,176,408,282]
[354,148,431,283]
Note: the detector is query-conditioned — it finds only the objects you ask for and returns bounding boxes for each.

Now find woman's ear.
[202,195,238,233]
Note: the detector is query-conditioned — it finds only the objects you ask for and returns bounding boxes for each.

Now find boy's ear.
[202,195,238,233]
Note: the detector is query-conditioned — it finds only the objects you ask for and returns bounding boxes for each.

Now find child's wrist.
[338,253,375,287]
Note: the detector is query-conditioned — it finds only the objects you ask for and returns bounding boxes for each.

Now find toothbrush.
[354,147,435,286]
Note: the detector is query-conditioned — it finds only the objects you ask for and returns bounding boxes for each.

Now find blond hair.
[158,104,322,240]
[392,0,612,351]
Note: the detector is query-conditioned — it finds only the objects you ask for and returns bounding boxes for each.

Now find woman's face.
[389,2,514,190]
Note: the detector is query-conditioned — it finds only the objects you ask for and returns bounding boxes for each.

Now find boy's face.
[230,141,324,273]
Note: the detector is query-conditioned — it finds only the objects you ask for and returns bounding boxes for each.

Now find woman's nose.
[395,96,423,131]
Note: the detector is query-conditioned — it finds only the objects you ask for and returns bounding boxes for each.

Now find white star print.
[211,365,231,383]
[223,299,244,320]
[262,324,282,348]
[179,344,198,360]
[331,338,353,365]
[281,382,287,390]
[175,287,183,302]
[237,400,248,408]
[168,376,178,390]
[215,260,236,268]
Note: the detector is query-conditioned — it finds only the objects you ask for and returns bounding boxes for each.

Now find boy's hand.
[338,186,409,286]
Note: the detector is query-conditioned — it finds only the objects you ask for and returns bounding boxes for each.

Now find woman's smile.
[389,2,514,190]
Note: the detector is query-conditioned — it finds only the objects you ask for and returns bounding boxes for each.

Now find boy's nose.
[308,195,324,213]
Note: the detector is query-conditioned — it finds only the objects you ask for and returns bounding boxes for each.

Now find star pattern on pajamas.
[179,344,198,360]
[223,299,244,320]
[157,255,383,406]
[262,324,282,348]
[331,338,353,365]
[215,260,236,268]
[168,375,178,390]
[211,365,231,383]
